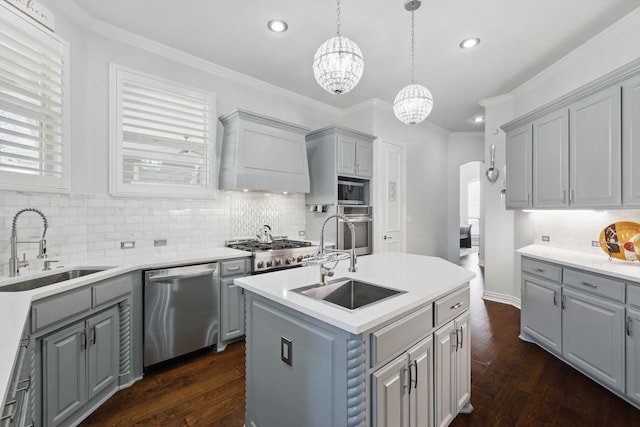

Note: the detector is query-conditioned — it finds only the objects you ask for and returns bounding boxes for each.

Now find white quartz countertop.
[235,252,475,334]
[517,244,640,282]
[0,247,250,407]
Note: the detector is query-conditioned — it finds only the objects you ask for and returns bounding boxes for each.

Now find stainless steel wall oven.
[337,205,372,256]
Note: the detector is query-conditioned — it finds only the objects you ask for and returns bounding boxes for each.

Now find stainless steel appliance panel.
[338,180,366,205]
[144,263,218,367]
[337,205,373,256]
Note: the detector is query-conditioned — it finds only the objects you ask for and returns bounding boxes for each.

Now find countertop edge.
[517,244,640,282]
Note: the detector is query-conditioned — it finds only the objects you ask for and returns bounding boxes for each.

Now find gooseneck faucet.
[9,208,49,277]
[306,214,357,285]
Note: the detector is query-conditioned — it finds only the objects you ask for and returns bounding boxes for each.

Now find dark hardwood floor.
[81,253,640,426]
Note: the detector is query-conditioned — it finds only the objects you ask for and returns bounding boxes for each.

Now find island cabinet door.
[521,274,562,355]
[42,321,87,427]
[434,321,456,427]
[454,311,471,413]
[371,354,409,427]
[562,288,625,392]
[626,308,640,405]
[87,307,119,401]
[407,335,434,427]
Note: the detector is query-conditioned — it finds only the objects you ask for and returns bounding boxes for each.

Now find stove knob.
[266,260,273,268]
[257,261,264,269]
[285,256,295,265]
[274,258,282,266]
[297,256,303,262]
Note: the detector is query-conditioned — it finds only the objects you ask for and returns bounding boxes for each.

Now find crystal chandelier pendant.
[313,0,364,95]
[394,0,433,125]
[313,35,364,94]
[394,83,433,125]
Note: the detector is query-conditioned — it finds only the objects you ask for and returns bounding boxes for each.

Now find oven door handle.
[338,217,372,223]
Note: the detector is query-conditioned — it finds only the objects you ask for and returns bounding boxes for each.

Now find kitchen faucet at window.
[9,208,49,276]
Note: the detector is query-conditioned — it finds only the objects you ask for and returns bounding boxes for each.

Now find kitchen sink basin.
[0,268,113,292]
[293,278,405,311]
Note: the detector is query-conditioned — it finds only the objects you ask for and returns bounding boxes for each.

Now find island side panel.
[245,293,364,427]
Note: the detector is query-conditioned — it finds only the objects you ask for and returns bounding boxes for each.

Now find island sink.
[293,277,405,310]
[0,267,113,292]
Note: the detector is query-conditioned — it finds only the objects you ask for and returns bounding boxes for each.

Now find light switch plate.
[541,236,550,242]
[592,240,600,247]
[120,241,135,249]
[281,337,292,366]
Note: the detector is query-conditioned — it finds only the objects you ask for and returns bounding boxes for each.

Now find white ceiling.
[64,0,640,132]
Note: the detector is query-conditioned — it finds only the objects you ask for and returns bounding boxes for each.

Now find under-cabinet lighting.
[472,116,484,123]
[460,38,480,49]
[267,19,288,33]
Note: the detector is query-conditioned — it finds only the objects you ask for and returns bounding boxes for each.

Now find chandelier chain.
[411,9,415,84]
[336,0,341,35]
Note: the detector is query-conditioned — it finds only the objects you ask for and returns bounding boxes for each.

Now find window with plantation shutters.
[109,65,216,196]
[0,4,69,192]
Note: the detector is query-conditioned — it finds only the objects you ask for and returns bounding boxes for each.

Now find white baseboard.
[482,291,521,309]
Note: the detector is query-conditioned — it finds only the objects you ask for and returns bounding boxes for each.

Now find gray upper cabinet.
[532,109,569,207]
[337,135,373,178]
[505,124,532,208]
[623,75,640,206]
[569,87,621,207]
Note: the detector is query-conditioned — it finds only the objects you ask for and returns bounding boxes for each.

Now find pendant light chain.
[336,0,341,36]
[411,9,415,84]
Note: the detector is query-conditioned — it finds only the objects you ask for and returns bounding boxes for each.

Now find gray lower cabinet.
[562,288,625,392]
[1,327,33,427]
[520,256,636,407]
[372,335,434,427]
[521,274,562,355]
[218,258,250,351]
[627,307,640,404]
[43,306,119,427]
[219,277,245,342]
[434,311,471,427]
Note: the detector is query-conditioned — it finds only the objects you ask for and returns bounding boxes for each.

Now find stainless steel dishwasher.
[144,263,218,367]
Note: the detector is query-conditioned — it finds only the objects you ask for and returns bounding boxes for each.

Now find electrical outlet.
[298,230,306,236]
[154,239,167,247]
[120,241,135,249]
[541,236,550,242]
[592,240,600,247]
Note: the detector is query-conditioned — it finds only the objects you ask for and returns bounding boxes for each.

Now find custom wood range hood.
[218,109,311,193]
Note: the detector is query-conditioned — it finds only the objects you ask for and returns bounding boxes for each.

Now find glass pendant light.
[313,0,364,94]
[394,0,433,125]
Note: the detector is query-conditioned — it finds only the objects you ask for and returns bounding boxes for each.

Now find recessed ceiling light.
[267,19,288,33]
[460,38,480,49]
[473,115,485,123]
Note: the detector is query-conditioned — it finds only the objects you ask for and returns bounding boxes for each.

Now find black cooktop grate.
[227,239,313,252]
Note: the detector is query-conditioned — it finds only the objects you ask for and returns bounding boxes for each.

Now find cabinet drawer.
[370,304,432,367]
[434,286,470,327]
[92,274,131,307]
[31,287,92,332]
[220,258,249,277]
[627,283,640,309]
[563,269,625,302]
[522,257,562,283]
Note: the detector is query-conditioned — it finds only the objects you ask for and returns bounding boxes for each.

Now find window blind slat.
[123,85,206,112]
[0,6,68,189]
[123,105,204,128]
[122,149,206,166]
[122,121,207,143]
[122,131,206,153]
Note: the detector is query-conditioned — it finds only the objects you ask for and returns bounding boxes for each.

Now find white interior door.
[376,140,406,253]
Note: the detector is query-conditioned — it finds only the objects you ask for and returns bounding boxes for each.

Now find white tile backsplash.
[527,210,640,256]
[0,190,306,276]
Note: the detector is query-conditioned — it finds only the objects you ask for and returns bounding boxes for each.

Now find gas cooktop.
[226,238,319,273]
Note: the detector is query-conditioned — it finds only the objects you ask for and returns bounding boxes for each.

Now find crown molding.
[512,7,640,97]
[53,1,342,116]
[479,94,513,108]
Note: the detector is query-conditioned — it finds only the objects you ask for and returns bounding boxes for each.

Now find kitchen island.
[235,252,475,427]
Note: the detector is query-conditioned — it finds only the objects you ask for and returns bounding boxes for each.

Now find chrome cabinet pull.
[580,281,597,289]
[553,290,558,306]
[458,327,464,350]
[412,360,418,390]
[91,325,97,345]
[532,268,545,273]
[227,266,241,272]
[450,302,464,310]
[628,317,633,337]
[561,294,566,310]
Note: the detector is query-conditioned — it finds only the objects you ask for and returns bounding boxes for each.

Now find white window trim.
[109,63,217,198]
[0,2,70,193]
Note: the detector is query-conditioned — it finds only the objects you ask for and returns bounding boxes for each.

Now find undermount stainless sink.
[293,278,405,311]
[0,268,113,292]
